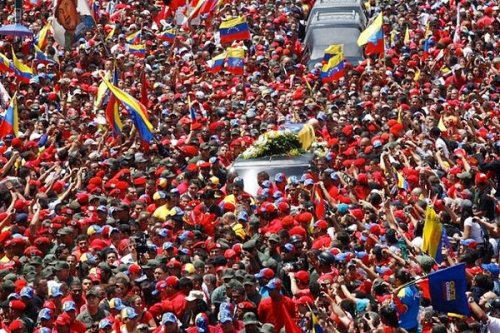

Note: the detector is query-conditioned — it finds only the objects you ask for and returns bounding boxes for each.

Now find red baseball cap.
[294,270,310,284]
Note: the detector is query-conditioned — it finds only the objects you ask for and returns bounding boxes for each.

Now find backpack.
[479,222,495,262]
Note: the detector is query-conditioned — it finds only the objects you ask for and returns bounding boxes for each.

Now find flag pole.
[392,254,443,294]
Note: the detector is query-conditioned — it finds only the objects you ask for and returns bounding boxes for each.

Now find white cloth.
[487,316,500,333]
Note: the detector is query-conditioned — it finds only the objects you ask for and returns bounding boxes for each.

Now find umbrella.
[0,24,34,37]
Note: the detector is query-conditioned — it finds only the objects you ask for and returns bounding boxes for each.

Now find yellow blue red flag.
[207,52,226,73]
[105,66,123,136]
[102,77,154,142]
[11,50,33,83]
[0,52,13,73]
[357,13,384,55]
[219,16,251,43]
[126,30,142,44]
[320,53,344,83]
[157,29,176,44]
[225,48,245,75]
[323,44,342,62]
[0,93,19,138]
[34,45,56,64]
[36,21,51,51]
[127,44,146,58]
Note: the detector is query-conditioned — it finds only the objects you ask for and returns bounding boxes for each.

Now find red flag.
[280,304,302,333]
[153,4,171,26]
[417,279,431,300]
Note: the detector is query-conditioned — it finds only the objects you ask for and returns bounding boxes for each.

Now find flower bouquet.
[241,130,305,159]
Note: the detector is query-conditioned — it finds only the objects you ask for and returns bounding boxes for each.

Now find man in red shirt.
[156,276,187,319]
[61,301,86,333]
[257,278,300,332]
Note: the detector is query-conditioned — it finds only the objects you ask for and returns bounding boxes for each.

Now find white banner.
[52,0,96,49]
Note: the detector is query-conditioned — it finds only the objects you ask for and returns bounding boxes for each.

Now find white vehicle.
[304,12,365,69]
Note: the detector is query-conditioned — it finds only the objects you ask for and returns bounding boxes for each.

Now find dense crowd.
[0,0,499,332]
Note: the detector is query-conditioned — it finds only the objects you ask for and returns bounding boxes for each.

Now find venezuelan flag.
[219,16,251,43]
[0,93,19,138]
[102,77,154,142]
[157,29,176,44]
[126,30,142,44]
[357,13,384,55]
[11,50,33,84]
[95,72,111,108]
[127,44,146,58]
[396,171,409,191]
[34,45,56,64]
[422,205,443,263]
[36,21,51,51]
[225,48,245,75]
[323,44,342,62]
[105,66,123,136]
[320,53,344,83]
[206,52,226,73]
[311,311,324,333]
[0,52,13,73]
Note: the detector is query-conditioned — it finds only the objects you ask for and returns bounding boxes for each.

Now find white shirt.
[435,137,450,159]
[463,217,484,244]
[120,253,134,265]
[487,316,500,332]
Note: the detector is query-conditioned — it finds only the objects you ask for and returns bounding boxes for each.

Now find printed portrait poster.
[52,0,95,49]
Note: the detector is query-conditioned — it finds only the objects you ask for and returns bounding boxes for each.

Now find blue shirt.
[397,285,421,330]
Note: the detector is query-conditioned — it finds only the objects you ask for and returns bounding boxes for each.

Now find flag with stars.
[319,53,344,83]
[225,48,245,75]
[219,16,251,43]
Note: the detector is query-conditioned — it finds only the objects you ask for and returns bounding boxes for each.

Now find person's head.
[109,297,126,315]
[81,278,92,291]
[161,312,179,332]
[69,280,82,300]
[85,288,100,310]
[379,304,399,327]
[121,307,139,327]
[266,278,282,301]
[218,310,235,332]
[62,300,77,319]
[55,0,80,32]
[485,297,500,318]
[37,308,53,327]
[76,234,88,251]
[395,268,412,287]
[98,318,113,332]
[429,127,441,139]
[55,260,70,281]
